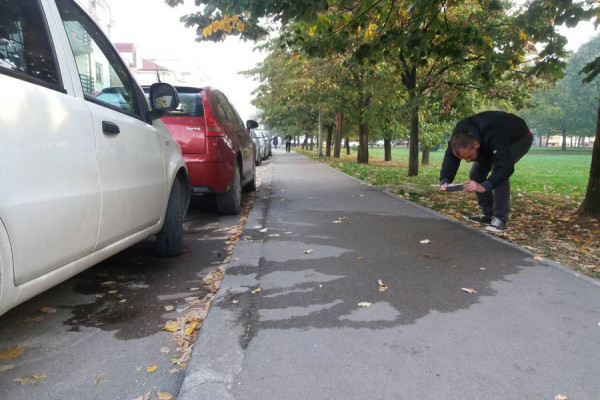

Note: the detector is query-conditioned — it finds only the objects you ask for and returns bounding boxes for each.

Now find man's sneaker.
[485,217,507,232]
[465,214,493,224]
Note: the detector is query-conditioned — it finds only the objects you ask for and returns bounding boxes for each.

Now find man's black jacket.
[439,111,529,192]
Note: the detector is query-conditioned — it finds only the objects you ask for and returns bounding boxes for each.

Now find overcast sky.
[105,0,598,120]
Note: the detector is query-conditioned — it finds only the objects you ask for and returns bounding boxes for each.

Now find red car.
[159,86,257,214]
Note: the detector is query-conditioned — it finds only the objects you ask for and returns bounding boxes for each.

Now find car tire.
[244,167,257,193]
[217,163,242,215]
[157,178,184,256]
[256,154,261,166]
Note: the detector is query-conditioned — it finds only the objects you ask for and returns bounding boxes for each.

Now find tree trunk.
[384,139,392,161]
[345,139,350,155]
[561,128,567,151]
[421,145,430,165]
[408,104,419,176]
[333,111,343,158]
[405,69,419,176]
[357,95,372,164]
[325,123,334,157]
[577,98,600,217]
[358,120,369,163]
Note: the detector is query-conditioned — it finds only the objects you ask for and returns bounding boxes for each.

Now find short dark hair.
[450,133,477,152]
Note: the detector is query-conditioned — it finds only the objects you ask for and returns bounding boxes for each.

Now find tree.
[578,39,600,217]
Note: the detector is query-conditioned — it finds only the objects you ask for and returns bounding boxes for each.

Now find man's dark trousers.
[469,134,533,223]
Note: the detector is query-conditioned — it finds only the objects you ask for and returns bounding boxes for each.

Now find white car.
[0,0,190,316]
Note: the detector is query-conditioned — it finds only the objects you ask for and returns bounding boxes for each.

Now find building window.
[95,62,102,84]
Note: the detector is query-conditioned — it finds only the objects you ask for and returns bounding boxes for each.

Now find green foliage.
[520,36,600,141]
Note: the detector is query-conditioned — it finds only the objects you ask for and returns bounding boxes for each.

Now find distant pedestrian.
[439,111,532,232]
[273,135,279,149]
[285,134,292,153]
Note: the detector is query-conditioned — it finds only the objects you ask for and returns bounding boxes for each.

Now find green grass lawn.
[308,146,592,200]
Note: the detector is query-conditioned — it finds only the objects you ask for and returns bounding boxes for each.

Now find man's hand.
[462,180,486,193]
[439,183,449,191]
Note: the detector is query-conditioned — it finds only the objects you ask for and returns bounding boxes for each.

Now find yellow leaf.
[378,279,388,292]
[163,320,178,332]
[461,288,477,294]
[251,287,262,294]
[0,364,15,372]
[0,347,25,360]
[164,305,174,311]
[93,373,107,387]
[358,302,372,307]
[184,321,198,336]
[158,391,173,400]
[108,290,118,294]
[555,395,568,400]
[534,255,544,261]
[13,374,46,385]
[40,307,57,313]
[281,198,286,202]
[146,365,157,372]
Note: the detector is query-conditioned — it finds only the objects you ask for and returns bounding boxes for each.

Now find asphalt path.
[0,163,267,400]
[179,149,600,400]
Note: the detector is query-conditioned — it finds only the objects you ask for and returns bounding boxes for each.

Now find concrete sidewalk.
[179,150,600,400]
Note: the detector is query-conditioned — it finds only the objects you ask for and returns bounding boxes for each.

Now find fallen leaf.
[13,374,46,385]
[23,316,43,323]
[243,235,252,239]
[157,391,173,399]
[164,305,174,312]
[119,299,127,303]
[378,279,388,292]
[93,373,107,387]
[95,294,104,298]
[189,287,200,291]
[132,391,152,400]
[259,228,268,232]
[146,365,157,372]
[357,256,365,260]
[281,198,285,202]
[304,249,314,254]
[108,290,118,294]
[184,321,198,336]
[332,220,342,224]
[534,254,544,261]
[251,288,262,294]
[268,233,280,237]
[100,281,116,286]
[163,320,178,332]
[0,364,15,372]
[40,307,57,314]
[555,395,568,400]
[160,347,170,354]
[233,257,240,261]
[0,347,25,360]
[419,239,431,244]
[461,288,477,294]
[232,300,239,304]
[358,302,372,307]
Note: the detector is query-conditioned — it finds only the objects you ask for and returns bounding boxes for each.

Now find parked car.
[262,130,273,157]
[252,129,269,160]
[0,0,190,316]
[250,129,264,166]
[153,86,258,215]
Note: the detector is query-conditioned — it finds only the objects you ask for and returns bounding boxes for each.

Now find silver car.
[250,129,264,165]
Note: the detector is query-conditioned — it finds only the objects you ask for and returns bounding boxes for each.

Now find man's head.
[450,133,480,163]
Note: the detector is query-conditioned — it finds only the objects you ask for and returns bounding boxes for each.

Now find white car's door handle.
[102,121,120,135]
